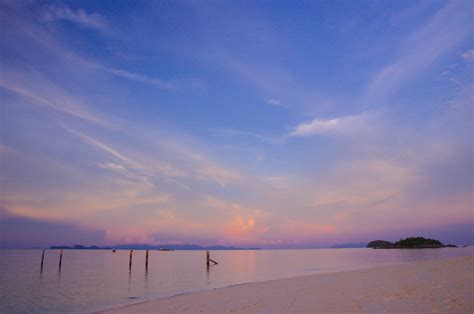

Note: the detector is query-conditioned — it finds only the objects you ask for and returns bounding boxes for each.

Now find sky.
[0,0,473,248]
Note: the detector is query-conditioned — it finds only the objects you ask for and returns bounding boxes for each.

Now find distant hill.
[331,242,367,248]
[367,237,457,249]
[50,245,112,250]
[366,240,393,249]
[113,244,260,250]
[50,244,260,250]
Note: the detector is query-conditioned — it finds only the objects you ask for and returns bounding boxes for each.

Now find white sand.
[102,256,474,313]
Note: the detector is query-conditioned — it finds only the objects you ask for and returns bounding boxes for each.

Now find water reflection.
[206,266,211,285]
[206,262,218,286]
[128,269,132,297]
[0,247,472,313]
[144,271,148,291]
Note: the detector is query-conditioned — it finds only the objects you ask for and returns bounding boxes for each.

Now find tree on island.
[366,240,393,248]
[367,237,456,249]
[395,237,443,247]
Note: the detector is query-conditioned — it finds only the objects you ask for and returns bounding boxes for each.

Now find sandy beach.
[101,256,473,313]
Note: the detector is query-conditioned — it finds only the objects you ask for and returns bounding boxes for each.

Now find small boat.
[159,248,174,251]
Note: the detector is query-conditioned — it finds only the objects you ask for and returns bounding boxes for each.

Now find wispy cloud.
[104,68,175,90]
[96,162,126,172]
[0,143,18,156]
[289,111,374,137]
[264,98,288,108]
[290,117,340,136]
[63,127,131,163]
[63,125,242,187]
[217,53,297,103]
[209,128,282,144]
[61,127,187,184]
[104,68,206,92]
[0,78,110,127]
[460,49,474,62]
[194,163,242,187]
[41,4,108,33]
[62,126,157,188]
[367,1,471,103]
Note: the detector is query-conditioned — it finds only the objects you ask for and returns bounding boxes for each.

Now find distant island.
[331,242,367,248]
[367,237,457,249]
[50,245,112,250]
[50,244,260,250]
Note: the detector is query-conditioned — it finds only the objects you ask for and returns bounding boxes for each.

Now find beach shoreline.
[100,255,473,313]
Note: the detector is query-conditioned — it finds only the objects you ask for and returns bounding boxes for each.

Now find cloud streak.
[0,79,110,127]
[289,111,375,137]
[41,4,108,33]
[367,1,472,103]
[103,68,206,92]
[63,126,131,163]
[104,68,176,90]
[460,49,474,62]
[264,98,289,108]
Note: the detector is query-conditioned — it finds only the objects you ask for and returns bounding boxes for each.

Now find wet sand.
[102,256,473,313]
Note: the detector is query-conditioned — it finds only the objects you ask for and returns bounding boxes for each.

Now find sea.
[1,247,473,312]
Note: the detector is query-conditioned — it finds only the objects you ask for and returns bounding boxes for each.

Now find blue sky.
[1,0,473,248]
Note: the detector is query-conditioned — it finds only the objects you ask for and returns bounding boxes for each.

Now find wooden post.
[145,250,149,270]
[207,250,218,266]
[40,249,45,270]
[206,250,210,267]
[58,249,63,270]
[129,249,133,270]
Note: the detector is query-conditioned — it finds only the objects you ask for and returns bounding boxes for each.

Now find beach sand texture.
[102,256,473,313]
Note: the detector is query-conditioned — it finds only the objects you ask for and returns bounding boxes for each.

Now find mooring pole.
[206,250,218,266]
[206,251,218,267]
[129,249,133,270]
[58,249,63,271]
[145,250,149,270]
[40,249,45,270]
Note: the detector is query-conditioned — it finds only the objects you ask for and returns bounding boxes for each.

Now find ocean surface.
[1,247,473,312]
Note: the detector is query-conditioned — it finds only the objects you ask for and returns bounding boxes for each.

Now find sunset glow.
[1,0,472,248]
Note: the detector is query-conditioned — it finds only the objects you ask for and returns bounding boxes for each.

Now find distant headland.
[50,244,261,250]
[367,237,457,249]
[331,242,367,248]
[50,245,112,250]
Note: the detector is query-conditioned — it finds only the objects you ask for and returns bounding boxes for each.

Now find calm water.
[1,247,473,312]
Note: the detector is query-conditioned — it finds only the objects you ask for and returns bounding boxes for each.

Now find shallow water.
[1,247,473,312]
